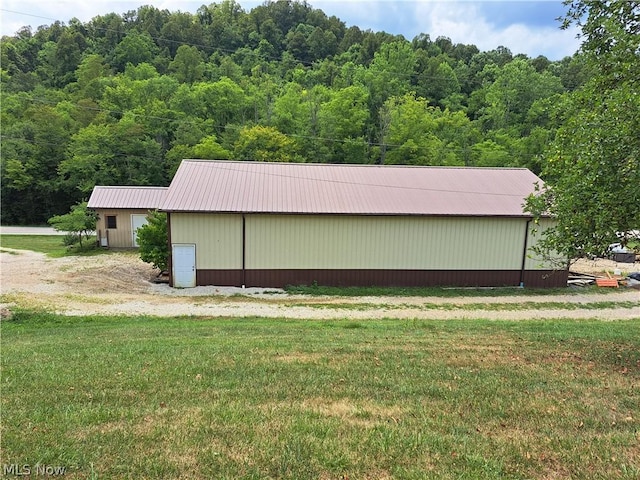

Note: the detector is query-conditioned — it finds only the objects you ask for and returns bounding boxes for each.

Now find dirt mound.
[57,253,155,294]
[571,257,640,276]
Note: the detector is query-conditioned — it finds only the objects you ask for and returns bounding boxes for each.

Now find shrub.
[137,210,168,272]
[48,201,97,248]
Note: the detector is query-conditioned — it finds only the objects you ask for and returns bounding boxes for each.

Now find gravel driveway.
[0,226,67,235]
[1,248,638,320]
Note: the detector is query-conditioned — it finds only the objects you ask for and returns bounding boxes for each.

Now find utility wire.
[18,95,488,152]
[0,132,530,197]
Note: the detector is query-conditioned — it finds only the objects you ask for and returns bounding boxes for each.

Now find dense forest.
[0,0,596,224]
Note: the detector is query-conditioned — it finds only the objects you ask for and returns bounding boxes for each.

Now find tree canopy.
[1,0,596,231]
[525,0,640,260]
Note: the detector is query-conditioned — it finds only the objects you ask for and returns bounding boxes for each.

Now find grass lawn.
[284,284,615,297]
[2,312,638,479]
[0,235,101,257]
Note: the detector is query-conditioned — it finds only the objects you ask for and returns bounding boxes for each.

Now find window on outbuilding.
[106,215,117,229]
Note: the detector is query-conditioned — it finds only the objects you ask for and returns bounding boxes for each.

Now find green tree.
[168,45,204,84]
[111,32,159,71]
[1,101,78,223]
[525,0,640,260]
[60,117,164,194]
[193,135,231,159]
[54,29,86,85]
[273,83,309,134]
[317,85,369,163]
[233,125,301,162]
[414,54,461,107]
[2,0,587,230]
[137,210,169,272]
[192,77,248,127]
[359,40,416,115]
[382,94,459,166]
[159,11,204,57]
[75,54,109,100]
[48,201,97,247]
[471,140,510,167]
[198,0,245,52]
[87,13,125,59]
[480,59,563,132]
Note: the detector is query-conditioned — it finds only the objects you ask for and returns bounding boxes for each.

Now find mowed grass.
[0,234,101,257]
[284,284,614,297]
[2,313,639,479]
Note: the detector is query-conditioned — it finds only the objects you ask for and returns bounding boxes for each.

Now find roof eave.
[161,209,541,218]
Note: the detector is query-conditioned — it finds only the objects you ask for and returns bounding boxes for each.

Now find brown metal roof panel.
[88,186,168,209]
[161,160,541,216]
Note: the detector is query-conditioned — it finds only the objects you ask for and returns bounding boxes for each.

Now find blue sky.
[0,1,581,60]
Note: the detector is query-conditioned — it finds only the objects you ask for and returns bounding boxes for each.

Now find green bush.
[62,232,80,247]
[137,210,168,272]
[48,201,97,248]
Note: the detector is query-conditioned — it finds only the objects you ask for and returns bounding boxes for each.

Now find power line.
[4,94,548,159]
[1,9,56,23]
[0,134,160,160]
[20,95,468,150]
[1,8,550,162]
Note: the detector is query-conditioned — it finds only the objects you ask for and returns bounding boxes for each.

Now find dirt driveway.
[1,249,638,320]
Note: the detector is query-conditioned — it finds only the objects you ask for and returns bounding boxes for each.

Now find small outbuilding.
[88,186,167,248]
[161,160,567,288]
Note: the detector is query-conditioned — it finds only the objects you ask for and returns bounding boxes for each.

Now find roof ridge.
[180,159,529,171]
[94,185,168,189]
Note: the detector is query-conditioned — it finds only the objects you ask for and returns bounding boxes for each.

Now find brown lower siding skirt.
[196,269,568,288]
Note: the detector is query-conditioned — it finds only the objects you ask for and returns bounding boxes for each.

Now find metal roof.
[87,186,168,209]
[161,160,543,217]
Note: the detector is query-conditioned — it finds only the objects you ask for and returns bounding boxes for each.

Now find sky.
[0,0,582,60]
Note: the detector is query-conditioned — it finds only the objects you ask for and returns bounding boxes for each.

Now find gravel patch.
[1,248,638,320]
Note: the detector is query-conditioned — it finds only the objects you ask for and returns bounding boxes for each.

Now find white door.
[172,244,196,288]
[131,214,148,247]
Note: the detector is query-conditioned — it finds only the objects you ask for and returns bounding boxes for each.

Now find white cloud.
[311,1,580,59]
[416,2,580,59]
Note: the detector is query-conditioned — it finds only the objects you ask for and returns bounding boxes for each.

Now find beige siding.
[525,218,565,270]
[170,213,242,269]
[245,215,527,270]
[95,209,151,248]
[170,213,561,272]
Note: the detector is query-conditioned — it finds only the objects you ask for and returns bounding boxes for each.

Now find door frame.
[172,243,196,288]
[130,214,148,247]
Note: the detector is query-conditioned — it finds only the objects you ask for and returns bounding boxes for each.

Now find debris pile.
[568,270,640,289]
[568,272,597,287]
